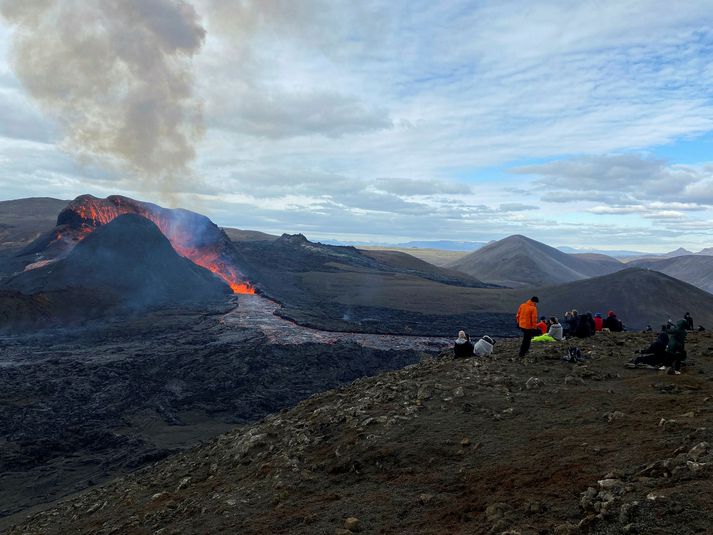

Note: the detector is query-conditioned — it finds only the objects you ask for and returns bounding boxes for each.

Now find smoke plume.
[1,0,206,188]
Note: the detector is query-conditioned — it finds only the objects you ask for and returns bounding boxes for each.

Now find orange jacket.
[516,300,538,330]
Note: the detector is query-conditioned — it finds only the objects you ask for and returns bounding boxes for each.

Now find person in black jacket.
[574,312,596,338]
[630,327,670,367]
[603,310,623,332]
[453,330,474,358]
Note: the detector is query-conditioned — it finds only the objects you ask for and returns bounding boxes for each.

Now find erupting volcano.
[28,195,254,294]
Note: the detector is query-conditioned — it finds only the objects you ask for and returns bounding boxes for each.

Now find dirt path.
[220,294,450,352]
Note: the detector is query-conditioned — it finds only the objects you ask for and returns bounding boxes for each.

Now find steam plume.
[1,0,206,188]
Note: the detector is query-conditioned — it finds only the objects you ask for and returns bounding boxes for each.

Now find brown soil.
[9,331,713,534]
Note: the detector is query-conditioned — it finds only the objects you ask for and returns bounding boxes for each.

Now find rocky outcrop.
[8,331,713,534]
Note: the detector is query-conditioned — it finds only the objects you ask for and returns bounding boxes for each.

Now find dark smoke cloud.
[1,0,206,190]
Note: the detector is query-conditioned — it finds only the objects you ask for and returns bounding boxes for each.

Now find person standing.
[516,296,539,357]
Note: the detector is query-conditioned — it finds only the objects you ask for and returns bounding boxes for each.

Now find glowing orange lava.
[57,196,254,294]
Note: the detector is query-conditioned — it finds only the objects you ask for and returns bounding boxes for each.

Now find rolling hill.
[628,255,713,294]
[448,234,624,287]
[518,268,713,329]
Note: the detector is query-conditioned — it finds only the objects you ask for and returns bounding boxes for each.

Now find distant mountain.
[448,234,624,287]
[557,246,649,257]
[623,247,696,263]
[395,240,486,251]
[526,268,713,329]
[627,255,713,294]
[696,247,713,256]
[322,239,486,251]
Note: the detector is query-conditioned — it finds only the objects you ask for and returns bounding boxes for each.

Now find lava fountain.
[35,195,254,294]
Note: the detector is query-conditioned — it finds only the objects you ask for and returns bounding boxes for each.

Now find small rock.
[553,524,578,535]
[598,478,623,489]
[681,411,695,418]
[417,385,432,400]
[344,517,361,532]
[176,477,191,491]
[688,442,709,461]
[525,377,543,390]
[453,386,465,398]
[151,492,167,501]
[605,411,625,423]
[687,461,707,473]
[418,493,434,504]
[564,375,585,385]
[485,502,512,521]
[460,437,471,447]
[335,530,352,535]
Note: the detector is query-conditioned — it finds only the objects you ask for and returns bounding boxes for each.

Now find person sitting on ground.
[665,319,688,373]
[629,326,669,368]
[593,312,603,332]
[603,310,624,332]
[566,310,579,337]
[574,312,596,338]
[533,316,564,343]
[473,335,496,357]
[536,316,548,335]
[698,325,706,332]
[684,312,694,331]
[548,317,564,341]
[562,311,573,337]
[453,330,474,358]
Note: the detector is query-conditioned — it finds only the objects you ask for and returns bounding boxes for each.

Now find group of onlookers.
[454,296,700,375]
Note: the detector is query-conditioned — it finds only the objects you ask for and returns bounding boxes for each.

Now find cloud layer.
[1,1,713,250]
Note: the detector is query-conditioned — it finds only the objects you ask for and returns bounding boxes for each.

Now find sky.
[1,0,713,252]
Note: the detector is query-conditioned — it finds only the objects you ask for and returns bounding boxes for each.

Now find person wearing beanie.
[603,310,623,332]
[516,296,539,357]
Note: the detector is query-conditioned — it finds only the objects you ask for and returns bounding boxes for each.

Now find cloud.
[516,153,713,207]
[1,0,206,192]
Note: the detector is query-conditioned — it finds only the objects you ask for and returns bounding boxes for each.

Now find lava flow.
[51,195,254,294]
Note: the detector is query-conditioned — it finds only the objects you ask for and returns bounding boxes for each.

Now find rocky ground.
[0,296,436,529]
[7,330,713,534]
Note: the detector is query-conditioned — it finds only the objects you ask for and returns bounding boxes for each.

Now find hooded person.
[629,327,670,368]
[603,310,623,332]
[473,335,495,357]
[516,296,539,357]
[453,330,474,358]
[536,316,548,335]
[664,319,688,372]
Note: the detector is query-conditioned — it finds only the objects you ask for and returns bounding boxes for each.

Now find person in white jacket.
[548,317,564,341]
[473,335,495,357]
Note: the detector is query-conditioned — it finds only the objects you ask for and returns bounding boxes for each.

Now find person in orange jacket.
[516,296,539,357]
